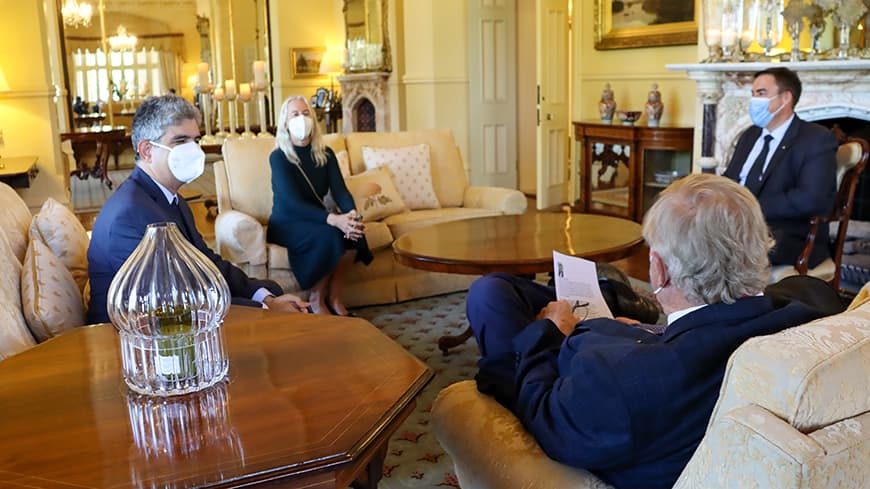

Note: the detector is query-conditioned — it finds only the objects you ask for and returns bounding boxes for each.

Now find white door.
[535,0,570,209]
[468,0,518,188]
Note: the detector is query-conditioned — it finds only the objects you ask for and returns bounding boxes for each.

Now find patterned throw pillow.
[21,239,85,342]
[335,150,352,178]
[361,144,441,210]
[29,197,90,294]
[343,167,408,222]
[0,231,36,360]
[0,182,34,264]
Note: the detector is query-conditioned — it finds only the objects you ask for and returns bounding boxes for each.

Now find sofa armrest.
[462,186,527,215]
[213,160,231,214]
[214,210,268,267]
[675,404,837,489]
[431,380,613,489]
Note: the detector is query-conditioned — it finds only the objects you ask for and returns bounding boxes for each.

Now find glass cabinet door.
[588,140,633,219]
[642,148,692,214]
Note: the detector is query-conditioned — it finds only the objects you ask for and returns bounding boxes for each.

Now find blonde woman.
[267,96,373,315]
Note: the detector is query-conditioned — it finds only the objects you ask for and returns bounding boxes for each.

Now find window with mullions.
[70,48,164,105]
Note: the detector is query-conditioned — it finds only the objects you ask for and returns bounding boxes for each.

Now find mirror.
[58,0,271,129]
[343,0,391,72]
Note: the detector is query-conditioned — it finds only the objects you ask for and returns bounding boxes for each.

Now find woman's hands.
[327,210,365,241]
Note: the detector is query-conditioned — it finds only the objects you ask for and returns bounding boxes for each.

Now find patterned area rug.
[354,292,476,489]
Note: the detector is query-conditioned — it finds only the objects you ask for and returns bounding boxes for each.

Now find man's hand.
[538,300,577,336]
[614,316,640,325]
[263,294,311,313]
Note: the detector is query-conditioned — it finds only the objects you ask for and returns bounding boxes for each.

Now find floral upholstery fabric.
[343,166,408,221]
[29,197,90,294]
[362,144,441,210]
[0,231,36,360]
[20,239,85,342]
[0,182,33,264]
[432,380,615,489]
[433,297,870,489]
[711,302,870,432]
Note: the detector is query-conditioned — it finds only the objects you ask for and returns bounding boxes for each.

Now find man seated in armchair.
[464,174,839,489]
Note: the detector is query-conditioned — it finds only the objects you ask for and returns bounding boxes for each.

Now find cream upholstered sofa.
[0,182,90,360]
[431,290,870,489]
[213,129,527,307]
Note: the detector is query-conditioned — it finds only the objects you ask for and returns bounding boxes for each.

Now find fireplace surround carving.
[337,71,390,133]
[667,60,870,173]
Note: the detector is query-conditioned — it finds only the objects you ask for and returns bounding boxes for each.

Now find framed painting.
[595,0,698,50]
[291,47,326,78]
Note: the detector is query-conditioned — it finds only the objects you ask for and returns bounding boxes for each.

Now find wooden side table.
[574,121,694,222]
[61,125,127,189]
[0,156,39,188]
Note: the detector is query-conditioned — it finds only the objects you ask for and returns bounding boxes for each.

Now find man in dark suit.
[466,174,833,489]
[87,94,308,324]
[723,67,838,268]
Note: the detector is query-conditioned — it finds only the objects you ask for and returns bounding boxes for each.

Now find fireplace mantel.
[667,61,870,173]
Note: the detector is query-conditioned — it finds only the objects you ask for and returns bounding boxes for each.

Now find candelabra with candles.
[253,60,271,137]
[239,83,255,139]
[213,87,229,143]
[196,63,217,146]
[224,80,239,140]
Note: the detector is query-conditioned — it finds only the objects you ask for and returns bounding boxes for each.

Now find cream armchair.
[213,130,527,306]
[432,290,870,489]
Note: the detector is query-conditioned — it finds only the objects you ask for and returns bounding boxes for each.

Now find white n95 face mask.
[152,141,206,183]
[287,115,314,140]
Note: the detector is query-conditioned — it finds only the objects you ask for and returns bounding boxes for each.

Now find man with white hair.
[465,174,835,489]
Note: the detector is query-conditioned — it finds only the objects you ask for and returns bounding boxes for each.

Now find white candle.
[722,30,738,47]
[213,87,225,101]
[253,60,266,89]
[224,79,236,99]
[197,62,209,90]
[705,28,721,46]
[239,82,251,102]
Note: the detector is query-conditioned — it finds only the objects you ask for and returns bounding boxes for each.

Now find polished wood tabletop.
[393,212,645,275]
[0,307,432,488]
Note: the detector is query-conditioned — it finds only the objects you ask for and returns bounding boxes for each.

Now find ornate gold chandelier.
[61,0,93,28]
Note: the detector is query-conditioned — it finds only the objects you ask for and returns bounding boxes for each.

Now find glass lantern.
[108,222,231,396]
[720,0,744,60]
[756,0,785,57]
[740,0,760,59]
[703,0,725,61]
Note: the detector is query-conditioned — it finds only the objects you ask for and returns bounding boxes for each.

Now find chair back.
[828,137,869,289]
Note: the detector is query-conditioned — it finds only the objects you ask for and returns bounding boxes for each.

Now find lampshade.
[319,50,342,76]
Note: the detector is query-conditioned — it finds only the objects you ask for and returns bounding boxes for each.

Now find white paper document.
[553,251,613,320]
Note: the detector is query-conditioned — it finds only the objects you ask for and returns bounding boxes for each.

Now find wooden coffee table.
[0,307,431,489]
[393,212,644,353]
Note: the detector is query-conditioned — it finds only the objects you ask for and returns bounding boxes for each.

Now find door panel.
[468,0,518,188]
[535,0,569,209]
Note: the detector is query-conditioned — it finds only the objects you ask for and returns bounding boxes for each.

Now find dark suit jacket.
[478,295,823,489]
[87,166,282,324]
[723,116,838,267]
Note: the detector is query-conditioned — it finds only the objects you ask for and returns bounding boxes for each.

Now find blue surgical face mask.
[749,94,784,128]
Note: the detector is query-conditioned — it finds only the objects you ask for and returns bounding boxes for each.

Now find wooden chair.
[770,137,870,290]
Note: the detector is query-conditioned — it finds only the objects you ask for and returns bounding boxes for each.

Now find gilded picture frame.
[291,47,326,78]
[594,0,698,50]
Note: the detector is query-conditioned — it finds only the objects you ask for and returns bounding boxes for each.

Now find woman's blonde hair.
[275,95,328,166]
[642,173,773,304]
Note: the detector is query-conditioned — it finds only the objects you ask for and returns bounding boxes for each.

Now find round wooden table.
[392,212,645,353]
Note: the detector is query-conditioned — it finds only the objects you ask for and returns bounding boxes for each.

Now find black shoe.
[597,263,662,324]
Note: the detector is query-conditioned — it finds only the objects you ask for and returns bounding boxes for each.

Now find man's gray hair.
[131,95,201,159]
[642,173,773,304]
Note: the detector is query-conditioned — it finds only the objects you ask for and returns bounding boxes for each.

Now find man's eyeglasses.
[572,301,589,321]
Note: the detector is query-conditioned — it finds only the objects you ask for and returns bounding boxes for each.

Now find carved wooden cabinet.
[573,121,693,222]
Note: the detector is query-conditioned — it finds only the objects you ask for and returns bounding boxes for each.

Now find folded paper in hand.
[553,251,613,320]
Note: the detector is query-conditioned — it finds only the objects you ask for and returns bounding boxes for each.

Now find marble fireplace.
[667,60,870,174]
[337,71,391,134]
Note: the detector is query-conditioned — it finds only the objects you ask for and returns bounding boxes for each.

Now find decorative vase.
[598,83,617,123]
[644,83,664,127]
[108,222,231,397]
